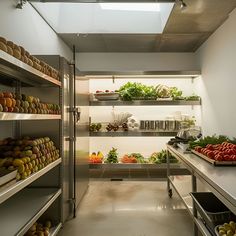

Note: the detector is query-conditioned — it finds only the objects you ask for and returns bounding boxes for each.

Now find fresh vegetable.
[105,147,119,163]
[155,85,171,98]
[119,82,157,101]
[89,123,102,132]
[121,155,137,163]
[149,150,178,164]
[189,135,236,150]
[170,87,183,99]
[129,153,146,163]
[194,142,236,161]
[185,94,200,101]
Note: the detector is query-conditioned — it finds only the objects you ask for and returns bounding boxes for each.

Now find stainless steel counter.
[167,145,236,214]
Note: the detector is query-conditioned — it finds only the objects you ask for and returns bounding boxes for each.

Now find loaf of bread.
[0,37,7,44]
[0,42,7,52]
[27,58,33,67]
[13,44,21,54]
[7,41,14,49]
[7,46,13,56]
[19,46,25,56]
[13,49,21,60]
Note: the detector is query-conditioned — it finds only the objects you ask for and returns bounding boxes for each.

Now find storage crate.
[190,192,231,232]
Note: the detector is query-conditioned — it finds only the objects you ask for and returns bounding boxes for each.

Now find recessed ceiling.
[30,0,236,52]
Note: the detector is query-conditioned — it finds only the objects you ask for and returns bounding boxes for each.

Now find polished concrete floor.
[59,181,193,236]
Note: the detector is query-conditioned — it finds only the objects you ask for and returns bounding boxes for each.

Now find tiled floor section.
[59,181,193,236]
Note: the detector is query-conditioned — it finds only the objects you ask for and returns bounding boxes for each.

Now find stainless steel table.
[167,145,236,236]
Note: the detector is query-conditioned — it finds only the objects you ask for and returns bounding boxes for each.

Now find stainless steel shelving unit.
[0,112,61,120]
[0,51,63,235]
[90,131,178,137]
[167,145,236,236]
[90,99,201,106]
[0,188,61,236]
[0,159,61,204]
[0,50,61,87]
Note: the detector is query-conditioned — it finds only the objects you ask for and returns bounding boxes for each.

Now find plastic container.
[190,192,231,232]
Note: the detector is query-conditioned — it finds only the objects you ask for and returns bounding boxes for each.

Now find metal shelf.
[90,100,201,106]
[89,163,181,169]
[90,131,178,137]
[168,175,193,216]
[194,218,213,236]
[50,223,62,236]
[0,50,61,87]
[0,188,61,236]
[0,158,61,204]
[0,112,61,120]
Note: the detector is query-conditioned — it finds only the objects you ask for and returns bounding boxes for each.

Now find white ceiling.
[32,2,174,33]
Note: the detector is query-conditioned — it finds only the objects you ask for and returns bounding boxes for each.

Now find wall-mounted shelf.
[0,158,61,204]
[0,188,61,236]
[0,50,61,87]
[90,131,178,137]
[0,112,61,120]
[90,100,201,106]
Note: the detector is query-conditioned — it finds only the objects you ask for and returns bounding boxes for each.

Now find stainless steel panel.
[74,76,89,209]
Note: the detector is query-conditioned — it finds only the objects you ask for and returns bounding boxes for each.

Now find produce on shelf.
[106,123,119,132]
[149,150,178,164]
[89,123,102,132]
[155,84,171,98]
[122,122,128,131]
[89,151,104,164]
[105,147,119,163]
[0,36,59,80]
[170,87,184,100]
[194,142,236,161]
[119,82,157,101]
[24,220,52,236]
[0,137,60,180]
[216,221,236,236]
[189,135,236,150]
[121,154,137,163]
[95,90,118,93]
[129,153,147,163]
[0,92,60,114]
[185,94,201,101]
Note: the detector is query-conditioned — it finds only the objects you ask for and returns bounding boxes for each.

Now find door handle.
[75,109,81,123]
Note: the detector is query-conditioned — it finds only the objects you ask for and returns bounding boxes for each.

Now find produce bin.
[190,192,231,232]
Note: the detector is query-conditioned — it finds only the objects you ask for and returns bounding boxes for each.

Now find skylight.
[31,3,174,34]
[99,3,160,12]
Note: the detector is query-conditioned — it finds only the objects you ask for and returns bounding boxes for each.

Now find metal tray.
[191,150,236,166]
[94,92,119,101]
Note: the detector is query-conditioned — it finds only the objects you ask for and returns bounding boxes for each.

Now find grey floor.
[59,181,193,236]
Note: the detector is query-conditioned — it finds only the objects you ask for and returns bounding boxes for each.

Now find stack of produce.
[194,142,236,161]
[89,151,104,163]
[149,150,178,164]
[0,137,60,180]
[105,147,118,163]
[24,220,52,236]
[0,36,59,80]
[89,123,102,132]
[121,155,137,163]
[215,221,236,236]
[0,92,60,114]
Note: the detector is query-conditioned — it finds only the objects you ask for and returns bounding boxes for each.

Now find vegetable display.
[149,150,178,164]
[89,123,102,132]
[105,147,119,163]
[119,82,157,101]
[189,135,236,150]
[89,151,104,163]
[194,142,236,161]
[216,221,236,236]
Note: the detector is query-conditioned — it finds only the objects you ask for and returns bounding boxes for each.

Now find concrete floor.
[59,181,193,236]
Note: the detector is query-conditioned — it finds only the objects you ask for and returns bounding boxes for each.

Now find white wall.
[76,52,199,71]
[196,9,236,138]
[0,0,72,60]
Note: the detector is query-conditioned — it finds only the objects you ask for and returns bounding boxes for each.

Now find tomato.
[215,154,223,161]
[206,144,214,150]
[207,151,215,159]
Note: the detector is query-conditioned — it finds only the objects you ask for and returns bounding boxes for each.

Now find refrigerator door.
[74,74,89,212]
